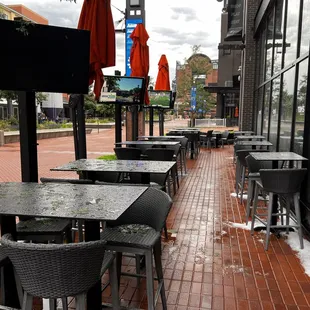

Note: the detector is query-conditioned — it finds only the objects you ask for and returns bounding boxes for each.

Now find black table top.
[115,141,179,146]
[235,131,254,134]
[237,141,273,146]
[139,136,185,139]
[236,135,265,140]
[249,152,308,161]
[0,183,147,221]
[51,159,176,174]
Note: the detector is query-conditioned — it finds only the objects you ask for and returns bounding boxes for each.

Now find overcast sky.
[4,0,223,85]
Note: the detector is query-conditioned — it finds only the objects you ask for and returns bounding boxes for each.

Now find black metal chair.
[114,147,141,160]
[1,234,120,310]
[101,187,172,310]
[251,168,307,250]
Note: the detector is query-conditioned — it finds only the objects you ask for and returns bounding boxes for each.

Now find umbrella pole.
[159,108,164,136]
[76,94,87,159]
[115,104,122,143]
[132,105,138,141]
[72,107,79,160]
[149,107,154,136]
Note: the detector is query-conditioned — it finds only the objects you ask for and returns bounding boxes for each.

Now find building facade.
[240,0,310,231]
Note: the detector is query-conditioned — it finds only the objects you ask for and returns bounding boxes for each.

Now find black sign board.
[0,19,90,94]
[225,0,244,42]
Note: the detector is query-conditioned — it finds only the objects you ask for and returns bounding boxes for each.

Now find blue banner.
[125,18,143,76]
[190,86,197,111]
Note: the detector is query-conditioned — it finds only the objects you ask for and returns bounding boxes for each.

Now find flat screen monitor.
[0,19,90,94]
[99,75,145,105]
[148,90,173,109]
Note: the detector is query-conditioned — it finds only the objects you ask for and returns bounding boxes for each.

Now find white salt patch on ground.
[285,231,310,277]
[230,193,267,201]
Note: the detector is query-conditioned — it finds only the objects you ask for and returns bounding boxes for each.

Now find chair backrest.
[222,131,229,139]
[106,187,172,231]
[180,137,189,149]
[114,147,141,160]
[167,143,181,157]
[236,149,269,167]
[145,148,175,161]
[40,177,93,184]
[1,234,107,299]
[206,130,213,138]
[245,154,272,173]
[259,168,307,194]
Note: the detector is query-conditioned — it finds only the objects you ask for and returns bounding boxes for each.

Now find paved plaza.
[1,128,309,309]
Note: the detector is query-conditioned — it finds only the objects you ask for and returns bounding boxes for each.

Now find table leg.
[271,161,278,226]
[1,216,21,308]
[141,173,150,184]
[85,221,102,310]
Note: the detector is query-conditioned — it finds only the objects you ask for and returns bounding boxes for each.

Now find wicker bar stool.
[251,168,307,250]
[101,187,172,310]
[1,234,120,310]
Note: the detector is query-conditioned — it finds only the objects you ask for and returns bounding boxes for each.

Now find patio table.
[138,135,185,140]
[51,159,176,184]
[237,140,273,149]
[236,135,265,141]
[115,140,180,147]
[0,182,147,310]
[234,131,254,135]
[249,152,308,228]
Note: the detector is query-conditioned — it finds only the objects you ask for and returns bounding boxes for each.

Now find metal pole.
[149,108,154,136]
[115,104,122,143]
[76,94,87,159]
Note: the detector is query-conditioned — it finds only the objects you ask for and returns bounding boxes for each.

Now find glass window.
[273,0,285,73]
[262,83,271,138]
[265,11,274,80]
[300,0,310,56]
[257,88,263,134]
[269,77,281,150]
[294,58,308,155]
[283,1,300,67]
[279,68,295,151]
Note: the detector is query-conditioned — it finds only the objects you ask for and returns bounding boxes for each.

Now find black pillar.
[115,105,122,143]
[159,109,164,136]
[149,108,154,136]
[75,94,87,159]
[132,106,138,141]
[18,91,38,182]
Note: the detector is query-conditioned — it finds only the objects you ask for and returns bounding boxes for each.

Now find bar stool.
[251,168,307,250]
[245,155,272,224]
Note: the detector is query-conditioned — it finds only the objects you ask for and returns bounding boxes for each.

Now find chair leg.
[115,252,123,288]
[164,224,169,240]
[13,269,24,308]
[154,241,167,310]
[62,298,68,310]
[235,160,240,195]
[245,179,253,225]
[22,292,33,310]
[251,183,260,234]
[109,258,121,309]
[286,202,291,234]
[76,294,86,310]
[294,194,304,249]
[135,254,141,286]
[240,166,246,204]
[49,299,56,310]
[265,192,273,251]
[78,220,84,242]
[145,250,155,310]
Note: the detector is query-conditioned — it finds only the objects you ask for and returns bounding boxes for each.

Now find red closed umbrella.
[155,54,170,91]
[130,23,149,105]
[78,0,115,100]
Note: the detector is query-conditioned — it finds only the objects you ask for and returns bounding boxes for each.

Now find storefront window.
[293,59,308,155]
[279,68,295,151]
[300,0,310,56]
[269,77,280,150]
[283,1,300,67]
[273,0,285,73]
[265,11,274,80]
[262,83,270,138]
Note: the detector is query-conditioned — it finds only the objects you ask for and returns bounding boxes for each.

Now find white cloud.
[3,0,223,85]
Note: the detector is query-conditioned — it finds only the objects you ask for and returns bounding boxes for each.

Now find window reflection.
[273,0,285,73]
[300,0,310,56]
[283,1,300,67]
[257,88,263,134]
[269,77,280,150]
[293,59,308,155]
[279,68,295,151]
[262,83,270,138]
[265,12,274,80]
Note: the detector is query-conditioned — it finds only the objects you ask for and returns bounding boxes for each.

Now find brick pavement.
[1,129,309,309]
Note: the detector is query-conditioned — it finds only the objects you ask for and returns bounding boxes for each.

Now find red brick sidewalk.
[1,131,309,309]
